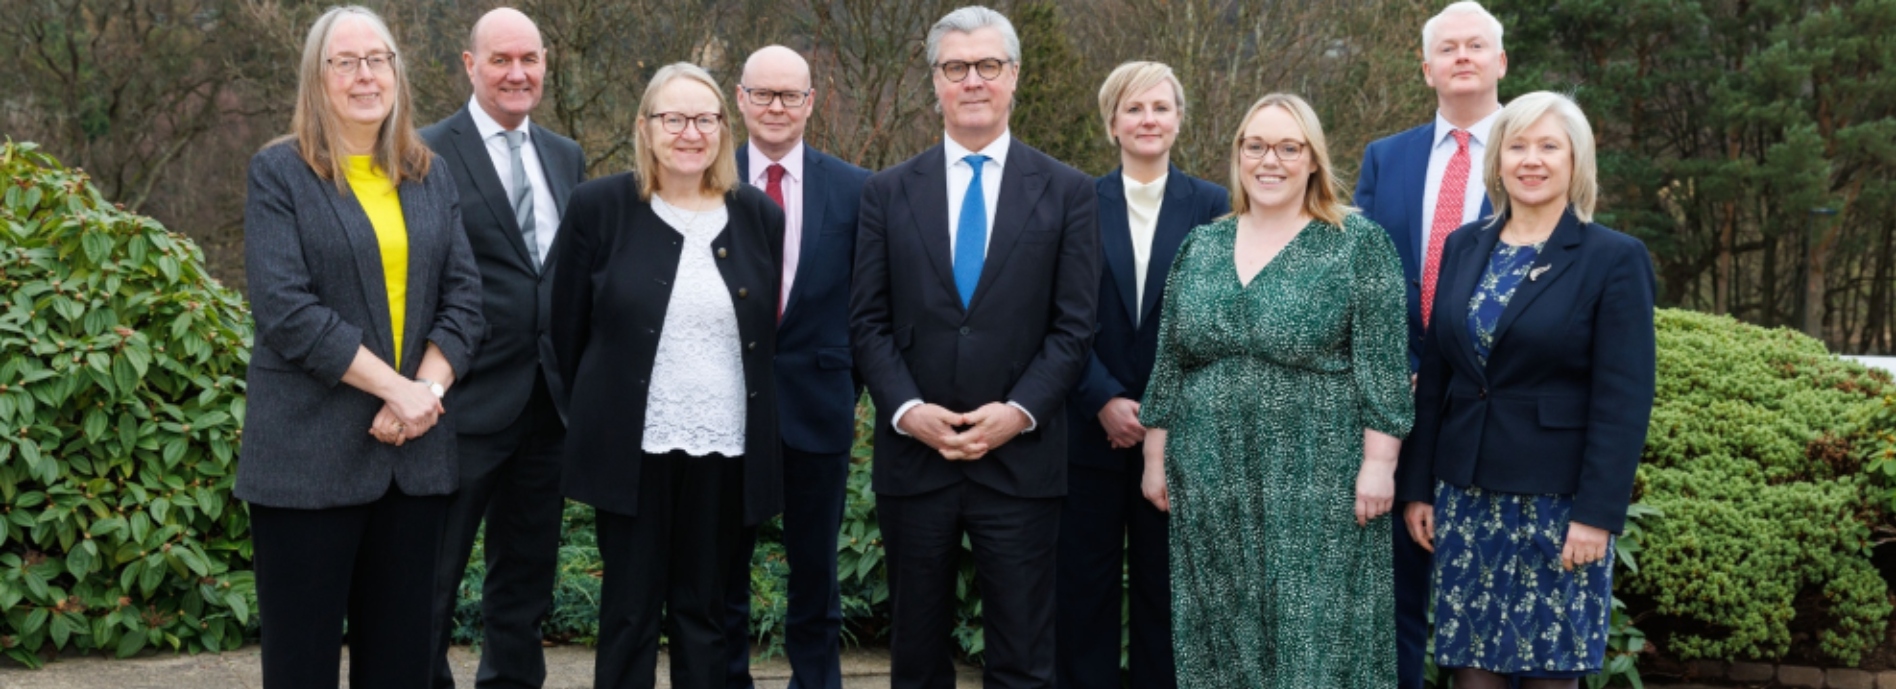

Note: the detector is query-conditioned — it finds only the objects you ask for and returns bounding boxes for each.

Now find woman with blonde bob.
[237,5,484,688]
[1058,60,1228,689]
[548,62,785,689]
[1138,92,1413,687]
[1397,91,1655,689]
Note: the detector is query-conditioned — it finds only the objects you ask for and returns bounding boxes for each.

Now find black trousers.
[880,480,1060,689]
[1056,453,1174,689]
[1395,510,1434,689]
[596,451,748,689]
[431,376,567,689]
[250,487,450,689]
[723,445,851,689]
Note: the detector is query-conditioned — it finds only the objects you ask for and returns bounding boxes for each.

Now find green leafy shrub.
[1625,309,1892,665]
[0,141,255,666]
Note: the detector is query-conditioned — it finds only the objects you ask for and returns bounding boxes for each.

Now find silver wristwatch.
[416,377,445,399]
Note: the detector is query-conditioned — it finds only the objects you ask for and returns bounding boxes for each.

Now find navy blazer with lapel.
[738,144,872,454]
[1394,209,1657,533]
[421,106,586,435]
[1068,167,1228,470]
[550,174,787,525]
[1355,122,1495,369]
[236,142,486,509]
[850,140,1101,498]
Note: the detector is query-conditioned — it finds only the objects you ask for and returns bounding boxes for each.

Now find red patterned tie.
[1421,129,1471,329]
[765,164,787,321]
[764,163,786,208]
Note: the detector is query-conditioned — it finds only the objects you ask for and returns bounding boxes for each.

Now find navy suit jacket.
[1068,167,1228,470]
[850,140,1100,498]
[1394,209,1656,533]
[738,144,872,454]
[1355,122,1494,369]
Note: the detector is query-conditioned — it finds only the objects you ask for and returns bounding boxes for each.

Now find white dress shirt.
[1122,172,1166,324]
[890,130,1038,436]
[641,197,745,457]
[469,97,561,265]
[748,140,804,313]
[1419,108,1500,251]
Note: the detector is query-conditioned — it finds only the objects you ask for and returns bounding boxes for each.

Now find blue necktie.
[954,154,990,307]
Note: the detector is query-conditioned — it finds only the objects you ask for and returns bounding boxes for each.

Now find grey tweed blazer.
[235,141,485,509]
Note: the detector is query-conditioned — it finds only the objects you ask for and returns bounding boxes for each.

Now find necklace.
[655,195,717,236]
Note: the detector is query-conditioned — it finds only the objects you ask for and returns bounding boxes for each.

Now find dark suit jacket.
[1356,122,1495,369]
[738,144,871,455]
[850,140,1100,498]
[235,142,486,509]
[1394,209,1656,533]
[1068,167,1228,470]
[421,107,586,435]
[550,174,786,525]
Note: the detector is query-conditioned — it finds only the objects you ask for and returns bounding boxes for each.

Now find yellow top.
[344,156,409,370]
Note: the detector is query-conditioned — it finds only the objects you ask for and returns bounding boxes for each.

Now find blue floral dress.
[1430,240,1613,677]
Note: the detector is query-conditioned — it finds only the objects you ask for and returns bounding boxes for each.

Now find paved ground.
[0,644,984,688]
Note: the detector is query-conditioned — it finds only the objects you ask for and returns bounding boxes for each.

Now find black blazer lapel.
[322,182,396,370]
[783,148,829,323]
[448,109,537,272]
[531,123,576,213]
[971,149,1048,312]
[1097,172,1139,327]
[1141,166,1197,327]
[901,146,960,310]
[396,177,435,370]
[1444,222,1498,382]
[1490,209,1586,346]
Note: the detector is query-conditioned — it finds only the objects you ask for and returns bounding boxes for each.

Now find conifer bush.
[0,141,254,666]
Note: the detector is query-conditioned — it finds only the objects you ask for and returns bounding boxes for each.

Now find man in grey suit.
[420,8,586,689]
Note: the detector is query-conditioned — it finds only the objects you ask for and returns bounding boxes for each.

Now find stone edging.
[1683,660,1888,688]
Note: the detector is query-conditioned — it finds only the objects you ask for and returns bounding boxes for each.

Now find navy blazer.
[236,142,486,509]
[850,140,1100,498]
[1355,122,1494,369]
[738,144,872,455]
[1394,209,1656,533]
[1067,167,1228,470]
[421,107,586,435]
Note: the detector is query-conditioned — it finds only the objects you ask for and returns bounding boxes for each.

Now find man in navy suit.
[850,6,1099,688]
[719,45,871,689]
[420,9,585,689]
[1354,3,1508,687]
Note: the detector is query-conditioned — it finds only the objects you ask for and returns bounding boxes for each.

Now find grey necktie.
[501,130,539,267]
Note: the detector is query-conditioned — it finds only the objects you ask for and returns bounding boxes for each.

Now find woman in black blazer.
[547,62,784,689]
[1396,92,1656,689]
[237,7,483,688]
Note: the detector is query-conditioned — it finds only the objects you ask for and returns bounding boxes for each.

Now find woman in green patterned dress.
[1138,93,1414,688]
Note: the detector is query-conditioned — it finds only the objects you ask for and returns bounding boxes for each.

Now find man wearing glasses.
[419,8,585,689]
[719,45,871,689]
[849,6,1099,688]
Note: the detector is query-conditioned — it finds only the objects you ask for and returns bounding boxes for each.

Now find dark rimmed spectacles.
[1240,138,1307,162]
[649,112,724,134]
[740,86,812,107]
[935,58,1012,83]
[326,53,396,76]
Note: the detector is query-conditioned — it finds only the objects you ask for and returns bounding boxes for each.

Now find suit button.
[959,326,971,335]
[1478,387,1488,400]
[638,378,647,385]
[747,341,756,351]
[717,247,729,258]
[737,287,749,298]
[749,391,758,399]
[656,278,667,286]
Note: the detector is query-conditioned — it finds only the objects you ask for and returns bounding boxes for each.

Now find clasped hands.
[898,402,1031,460]
[369,379,445,447]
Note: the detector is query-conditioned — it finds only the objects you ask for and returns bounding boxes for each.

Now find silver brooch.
[1529,265,1551,282]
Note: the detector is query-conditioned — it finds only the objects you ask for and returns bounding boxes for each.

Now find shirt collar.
[944,129,1012,170]
[1433,107,1500,149]
[748,139,805,185]
[469,96,531,141]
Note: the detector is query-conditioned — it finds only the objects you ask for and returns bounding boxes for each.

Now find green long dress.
[1140,213,1414,688]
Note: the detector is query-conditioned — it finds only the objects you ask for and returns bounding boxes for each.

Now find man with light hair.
[420,8,586,688]
[718,44,871,689]
[849,6,1099,688]
[1353,2,1507,688]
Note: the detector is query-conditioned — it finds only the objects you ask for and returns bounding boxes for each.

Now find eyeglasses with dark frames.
[1240,138,1307,162]
[649,112,725,135]
[326,53,396,76]
[935,58,1013,83]
[740,85,812,108]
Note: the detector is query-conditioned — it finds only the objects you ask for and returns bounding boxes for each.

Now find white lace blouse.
[641,196,746,457]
